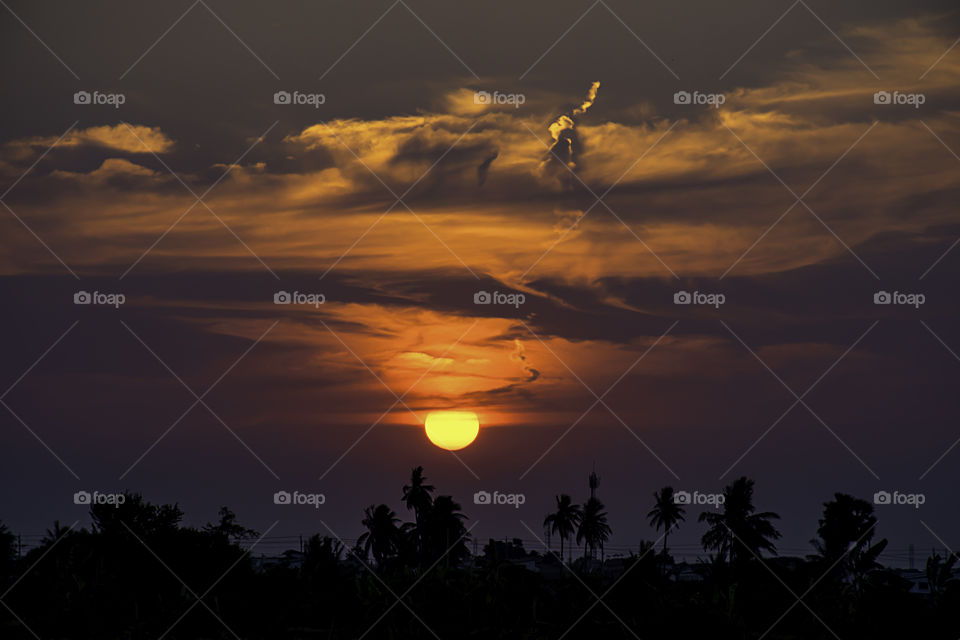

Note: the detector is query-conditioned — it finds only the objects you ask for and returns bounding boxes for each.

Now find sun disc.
[424,411,479,450]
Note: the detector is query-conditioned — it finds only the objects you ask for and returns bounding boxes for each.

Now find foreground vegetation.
[1,468,957,639]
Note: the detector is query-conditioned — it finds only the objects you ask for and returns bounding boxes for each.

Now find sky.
[1,0,959,564]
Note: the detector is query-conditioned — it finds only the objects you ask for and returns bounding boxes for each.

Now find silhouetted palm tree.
[544,494,582,563]
[402,465,435,523]
[577,497,612,564]
[647,486,685,556]
[402,466,436,565]
[358,504,402,569]
[3,481,960,638]
[421,495,469,567]
[41,520,75,545]
[699,477,780,567]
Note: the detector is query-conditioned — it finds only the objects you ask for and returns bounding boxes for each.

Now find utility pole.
[588,468,600,562]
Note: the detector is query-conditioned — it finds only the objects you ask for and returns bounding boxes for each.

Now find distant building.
[252,549,305,572]
[672,562,708,583]
[896,569,931,596]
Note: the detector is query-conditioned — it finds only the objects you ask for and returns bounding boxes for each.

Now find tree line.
[0,467,956,639]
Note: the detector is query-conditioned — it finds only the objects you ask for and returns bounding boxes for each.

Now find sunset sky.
[2,0,959,561]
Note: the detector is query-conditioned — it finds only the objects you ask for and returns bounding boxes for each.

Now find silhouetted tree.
[402,465,435,521]
[483,538,529,564]
[41,520,75,545]
[359,504,402,569]
[90,492,183,539]
[0,520,15,579]
[927,551,959,600]
[699,477,780,568]
[204,506,260,542]
[577,497,612,564]
[848,535,888,597]
[648,486,685,556]
[544,494,582,563]
[812,493,876,561]
[402,465,435,564]
[303,534,344,583]
[811,492,886,592]
[421,495,469,567]
[3,477,960,638]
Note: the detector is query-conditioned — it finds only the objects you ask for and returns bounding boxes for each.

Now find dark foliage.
[0,476,957,639]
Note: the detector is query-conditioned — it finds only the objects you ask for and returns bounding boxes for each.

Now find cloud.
[541,81,601,176]
[574,81,601,115]
[477,150,498,186]
[510,338,540,383]
[51,158,158,184]
[443,87,488,116]
[395,351,455,369]
[2,17,959,288]
[18,124,175,155]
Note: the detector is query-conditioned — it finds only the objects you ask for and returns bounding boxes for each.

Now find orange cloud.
[16,124,175,154]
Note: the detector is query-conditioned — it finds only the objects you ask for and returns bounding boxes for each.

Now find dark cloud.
[476,149,498,186]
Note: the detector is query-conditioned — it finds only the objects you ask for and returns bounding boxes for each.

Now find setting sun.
[424,411,480,450]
